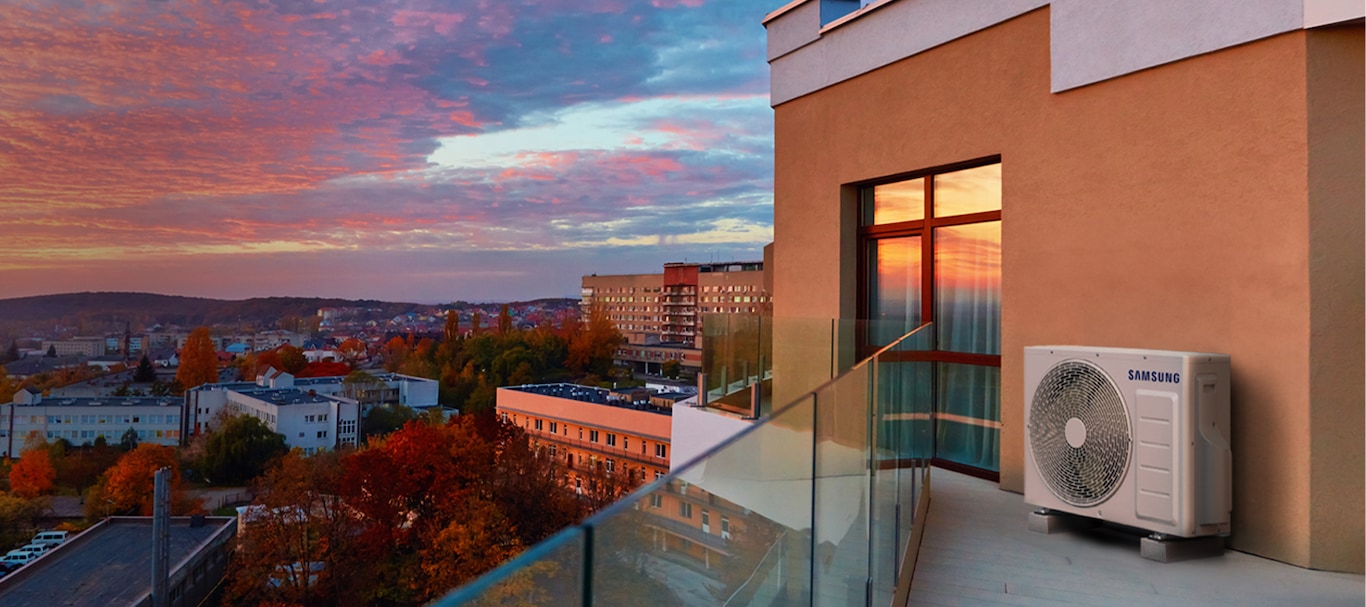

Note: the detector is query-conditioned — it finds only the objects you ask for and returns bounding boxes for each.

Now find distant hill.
[0,292,427,330]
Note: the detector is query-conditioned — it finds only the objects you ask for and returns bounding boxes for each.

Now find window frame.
[856,155,1003,480]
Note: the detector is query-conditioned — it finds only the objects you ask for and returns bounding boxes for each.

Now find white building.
[2,389,183,457]
[185,370,360,455]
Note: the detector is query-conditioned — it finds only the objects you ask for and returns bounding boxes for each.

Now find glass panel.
[934,221,1001,355]
[863,178,924,225]
[812,364,870,607]
[429,527,586,607]
[933,164,1000,216]
[869,327,933,605]
[868,237,922,346]
[936,363,1001,471]
[588,394,816,607]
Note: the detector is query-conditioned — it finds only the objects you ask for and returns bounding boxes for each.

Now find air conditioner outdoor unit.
[1023,346,1232,538]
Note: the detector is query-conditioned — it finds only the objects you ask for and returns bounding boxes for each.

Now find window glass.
[934,221,1001,355]
[862,178,924,225]
[868,236,921,345]
[934,164,1001,216]
[936,363,1001,472]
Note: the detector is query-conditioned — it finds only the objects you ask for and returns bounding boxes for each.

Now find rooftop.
[235,388,341,406]
[506,383,675,416]
[12,394,180,408]
[0,517,233,606]
[910,470,1365,606]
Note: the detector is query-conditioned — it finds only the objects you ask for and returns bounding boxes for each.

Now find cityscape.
[0,1,1362,607]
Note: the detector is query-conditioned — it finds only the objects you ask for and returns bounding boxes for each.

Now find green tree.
[362,405,418,443]
[45,345,56,357]
[198,415,289,485]
[661,360,682,379]
[176,327,219,391]
[133,355,157,383]
[119,427,139,451]
[1,341,18,364]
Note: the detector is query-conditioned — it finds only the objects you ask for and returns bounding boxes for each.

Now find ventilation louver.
[1028,360,1130,506]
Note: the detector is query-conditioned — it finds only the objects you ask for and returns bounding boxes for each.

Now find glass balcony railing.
[700,316,926,418]
[433,322,935,607]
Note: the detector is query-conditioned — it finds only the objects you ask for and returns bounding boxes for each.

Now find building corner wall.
[1305,23,1365,574]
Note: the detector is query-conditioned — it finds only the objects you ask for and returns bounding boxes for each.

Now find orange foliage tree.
[176,327,219,391]
[337,338,367,366]
[9,446,56,499]
[86,443,201,516]
[567,305,623,377]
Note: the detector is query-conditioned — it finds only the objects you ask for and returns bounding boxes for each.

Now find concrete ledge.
[1027,509,1100,534]
[1141,535,1226,563]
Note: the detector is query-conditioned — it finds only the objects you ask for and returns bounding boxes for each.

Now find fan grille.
[1029,360,1131,507]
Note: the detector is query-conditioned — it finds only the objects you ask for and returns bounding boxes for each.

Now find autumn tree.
[277,344,308,375]
[225,449,362,607]
[0,493,43,550]
[337,338,367,367]
[9,445,56,499]
[198,414,288,486]
[497,305,513,336]
[176,326,219,391]
[0,367,15,405]
[381,336,408,373]
[567,305,623,377]
[86,443,200,517]
[443,310,461,343]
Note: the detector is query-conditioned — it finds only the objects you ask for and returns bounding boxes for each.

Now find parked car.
[30,531,68,547]
[1,551,34,566]
[15,544,47,558]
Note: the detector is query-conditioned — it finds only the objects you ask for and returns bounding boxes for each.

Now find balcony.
[434,319,1365,607]
[434,323,936,607]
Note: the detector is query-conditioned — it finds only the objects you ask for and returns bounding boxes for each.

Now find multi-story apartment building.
[2,389,183,457]
[581,261,770,375]
[495,383,748,571]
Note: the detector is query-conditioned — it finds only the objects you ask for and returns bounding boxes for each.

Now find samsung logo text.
[1128,369,1180,384]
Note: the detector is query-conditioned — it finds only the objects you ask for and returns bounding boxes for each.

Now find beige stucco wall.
[771,8,1363,571]
[1305,24,1364,573]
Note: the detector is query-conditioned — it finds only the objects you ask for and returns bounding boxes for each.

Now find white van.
[30,531,67,547]
[1,551,33,566]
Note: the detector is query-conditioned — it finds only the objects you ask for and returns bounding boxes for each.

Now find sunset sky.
[1,0,777,303]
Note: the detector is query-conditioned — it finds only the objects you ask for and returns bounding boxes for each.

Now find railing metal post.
[748,380,761,420]
[809,389,818,607]
[581,524,594,607]
[696,373,708,408]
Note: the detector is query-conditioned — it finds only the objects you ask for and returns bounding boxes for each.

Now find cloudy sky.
[1,0,778,303]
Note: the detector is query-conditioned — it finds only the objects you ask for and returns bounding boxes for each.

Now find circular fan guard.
[1028,360,1131,507]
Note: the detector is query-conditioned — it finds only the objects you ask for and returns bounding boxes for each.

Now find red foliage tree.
[9,446,56,499]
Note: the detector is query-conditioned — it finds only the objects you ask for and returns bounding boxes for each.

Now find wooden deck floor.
[908,470,1364,607]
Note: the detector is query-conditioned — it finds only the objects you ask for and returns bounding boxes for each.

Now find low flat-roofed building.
[2,389,183,458]
[0,516,235,607]
[40,337,106,358]
[497,383,673,488]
